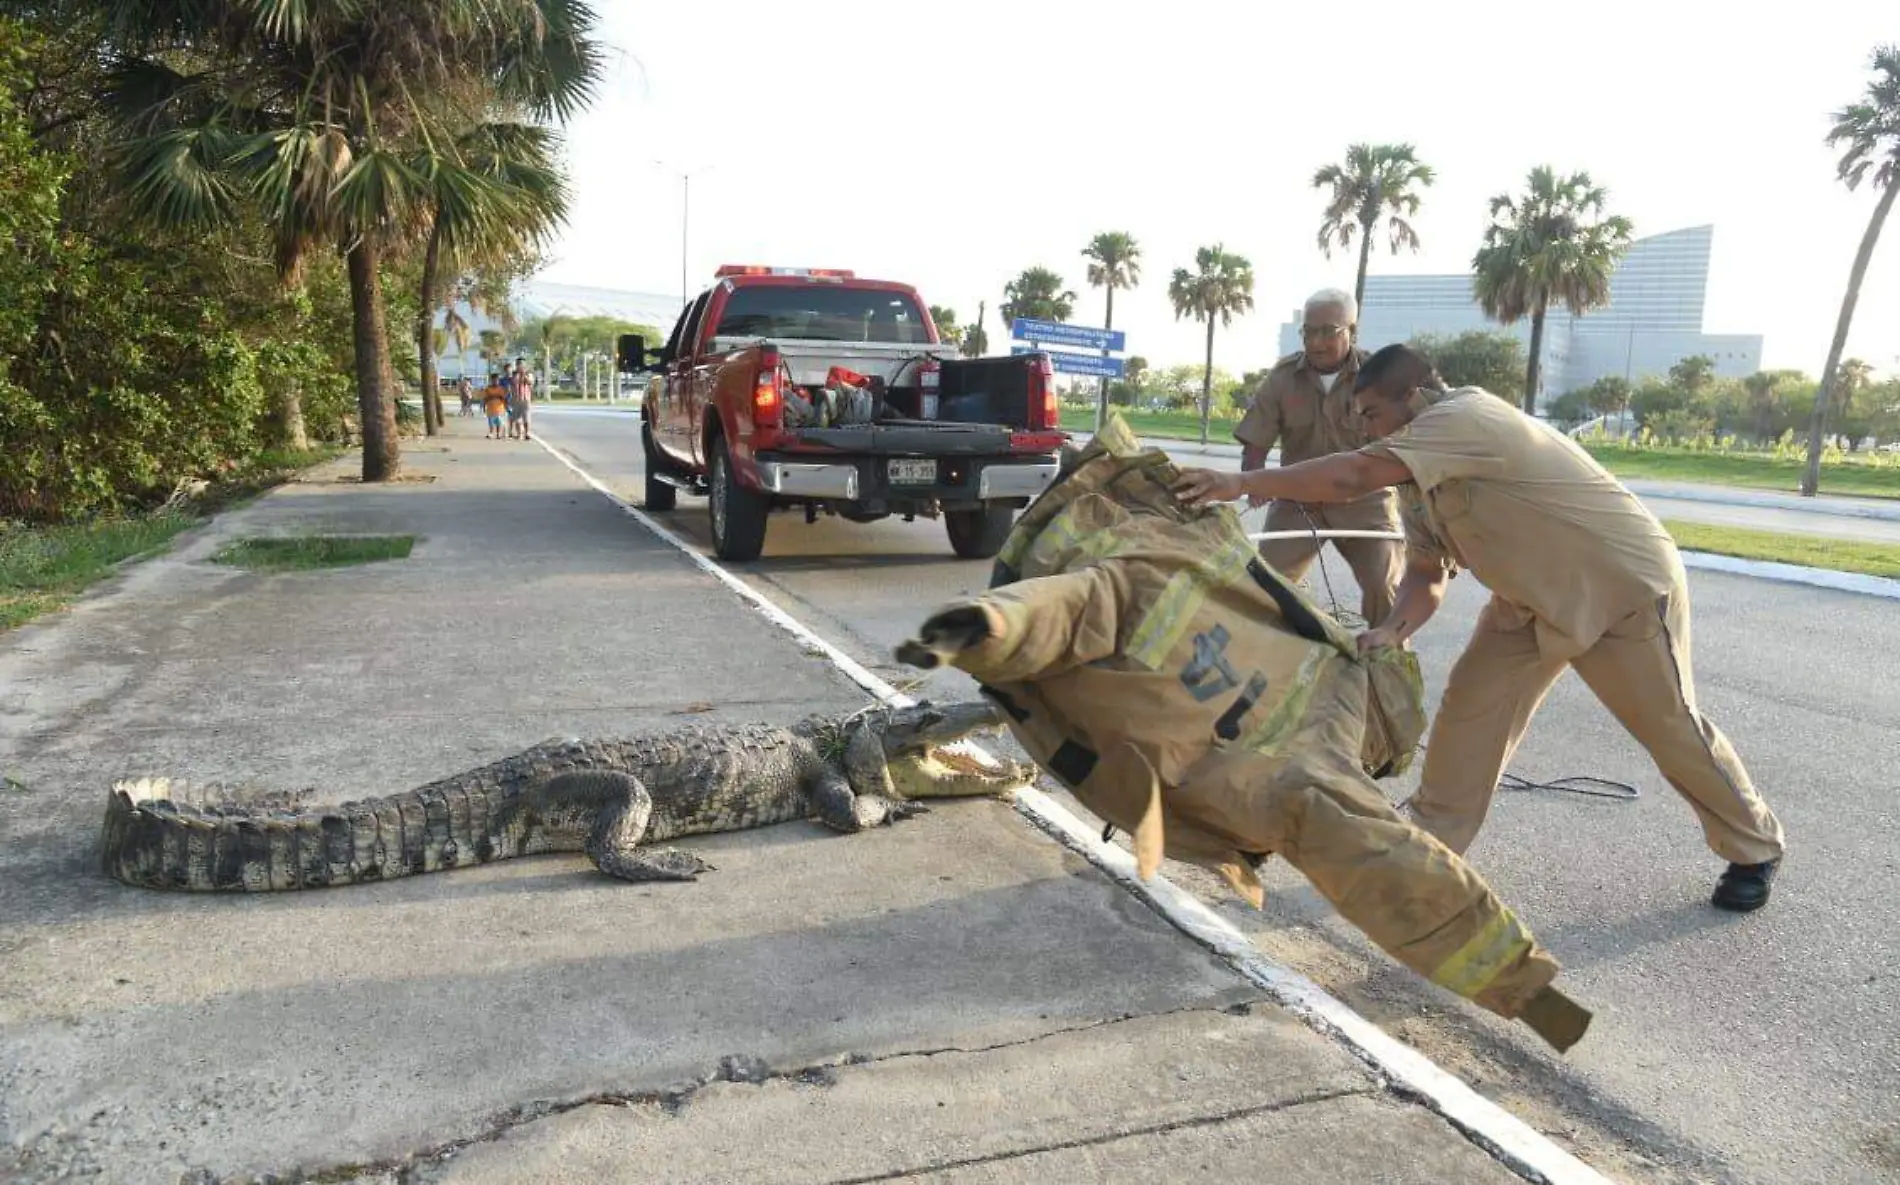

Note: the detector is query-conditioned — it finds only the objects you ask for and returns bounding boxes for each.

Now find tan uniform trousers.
[1257,497,1403,627]
[1409,582,1786,866]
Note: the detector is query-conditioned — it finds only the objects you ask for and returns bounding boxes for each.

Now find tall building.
[1275,225,1763,408]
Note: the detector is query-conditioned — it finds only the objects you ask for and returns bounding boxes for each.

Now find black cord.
[1272,507,1639,805]
[1498,772,1640,800]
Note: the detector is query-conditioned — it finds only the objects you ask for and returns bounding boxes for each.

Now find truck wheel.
[709,436,770,561]
[641,421,676,512]
[945,506,1015,560]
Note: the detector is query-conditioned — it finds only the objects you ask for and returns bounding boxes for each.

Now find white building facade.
[1275,226,1763,409]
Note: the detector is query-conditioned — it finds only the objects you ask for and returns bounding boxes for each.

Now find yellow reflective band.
[1431,907,1534,999]
[1234,649,1326,754]
[1124,535,1257,669]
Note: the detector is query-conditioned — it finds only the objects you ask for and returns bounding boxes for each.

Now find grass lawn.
[1578,446,1900,501]
[1663,520,1900,581]
[0,513,201,631]
[0,446,341,632]
[1058,407,1240,440]
[212,535,415,571]
[1059,408,1900,501]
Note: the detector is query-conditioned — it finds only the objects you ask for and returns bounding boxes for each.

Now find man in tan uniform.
[1173,343,1787,912]
[1234,289,1402,626]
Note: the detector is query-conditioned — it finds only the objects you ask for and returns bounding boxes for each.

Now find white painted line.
[531,434,1611,1185]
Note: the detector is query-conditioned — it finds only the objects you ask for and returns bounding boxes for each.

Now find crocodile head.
[873,699,1007,756]
[873,699,1033,801]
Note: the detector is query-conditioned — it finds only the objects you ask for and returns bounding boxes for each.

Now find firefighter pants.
[1257,499,1403,627]
[1219,750,1560,1019]
[1407,585,1786,865]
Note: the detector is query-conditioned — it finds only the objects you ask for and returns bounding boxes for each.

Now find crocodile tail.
[101,777,507,892]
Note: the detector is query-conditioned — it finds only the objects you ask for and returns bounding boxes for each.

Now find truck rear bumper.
[757,461,859,499]
[977,462,1060,499]
[751,454,1058,505]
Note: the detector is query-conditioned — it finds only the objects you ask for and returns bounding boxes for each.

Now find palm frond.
[112,125,244,230]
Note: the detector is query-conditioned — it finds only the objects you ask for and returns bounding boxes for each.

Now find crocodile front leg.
[808,762,926,834]
[542,771,714,882]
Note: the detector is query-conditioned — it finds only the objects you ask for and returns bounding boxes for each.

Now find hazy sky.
[536,0,1899,382]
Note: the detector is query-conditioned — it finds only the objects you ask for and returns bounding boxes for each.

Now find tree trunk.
[1803,180,1896,496]
[416,217,444,436]
[347,238,402,482]
[1096,284,1115,432]
[1353,217,1374,312]
[1523,297,1548,414]
[1198,313,1217,446]
[275,380,309,451]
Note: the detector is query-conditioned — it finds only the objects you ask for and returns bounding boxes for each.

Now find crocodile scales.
[101,701,1027,891]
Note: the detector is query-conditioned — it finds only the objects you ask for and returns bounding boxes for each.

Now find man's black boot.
[1712,858,1779,912]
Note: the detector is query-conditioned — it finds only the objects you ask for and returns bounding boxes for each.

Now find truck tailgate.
[785,422,1019,456]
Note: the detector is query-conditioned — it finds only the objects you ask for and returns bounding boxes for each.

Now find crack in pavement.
[820,1085,1375,1184]
[175,1000,1287,1185]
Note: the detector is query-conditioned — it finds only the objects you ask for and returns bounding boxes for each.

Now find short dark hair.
[1354,343,1446,396]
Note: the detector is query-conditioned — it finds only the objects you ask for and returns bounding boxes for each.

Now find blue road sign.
[1012,346,1125,378]
[1010,318,1126,353]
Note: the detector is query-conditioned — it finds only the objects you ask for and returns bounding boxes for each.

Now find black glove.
[894,605,992,669]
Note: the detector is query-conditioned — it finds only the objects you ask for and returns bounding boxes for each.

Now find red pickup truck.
[618,266,1067,562]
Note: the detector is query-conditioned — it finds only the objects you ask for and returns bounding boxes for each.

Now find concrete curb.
[531,435,1612,1185]
[1678,550,1900,598]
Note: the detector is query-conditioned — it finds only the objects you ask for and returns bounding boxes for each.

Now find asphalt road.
[534,406,1900,1185]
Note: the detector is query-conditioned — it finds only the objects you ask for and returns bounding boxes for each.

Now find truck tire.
[945,505,1015,560]
[641,421,676,511]
[709,436,770,562]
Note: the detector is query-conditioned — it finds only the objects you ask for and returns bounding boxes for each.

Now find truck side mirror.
[616,334,649,374]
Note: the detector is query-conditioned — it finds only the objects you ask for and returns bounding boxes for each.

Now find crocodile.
[101,700,1030,891]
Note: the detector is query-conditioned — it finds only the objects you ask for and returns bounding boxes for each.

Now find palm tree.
[1743,371,1781,442]
[1471,167,1634,414]
[1313,143,1436,311]
[1803,46,1900,495]
[929,305,959,344]
[1081,231,1141,430]
[1168,245,1256,445]
[415,120,572,434]
[99,0,604,481]
[1000,267,1077,327]
[961,301,989,357]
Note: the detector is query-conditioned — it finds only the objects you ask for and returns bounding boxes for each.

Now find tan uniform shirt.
[1235,349,1395,525]
[1362,387,1684,662]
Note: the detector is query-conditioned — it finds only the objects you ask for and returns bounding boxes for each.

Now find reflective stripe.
[1431,906,1533,999]
[1235,649,1326,754]
[1125,535,1257,669]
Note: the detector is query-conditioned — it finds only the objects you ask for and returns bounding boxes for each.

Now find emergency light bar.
[714,265,856,279]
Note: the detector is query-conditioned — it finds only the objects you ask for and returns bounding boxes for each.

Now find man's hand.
[1171,468,1245,507]
[1356,627,1401,654]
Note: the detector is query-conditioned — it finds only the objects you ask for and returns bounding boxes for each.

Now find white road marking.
[532,433,1613,1185]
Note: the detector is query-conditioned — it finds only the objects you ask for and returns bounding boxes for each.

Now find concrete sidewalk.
[2,422,1572,1184]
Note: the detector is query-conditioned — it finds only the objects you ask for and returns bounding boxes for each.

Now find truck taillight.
[754,353,783,427]
[1027,353,1058,430]
[918,358,940,419]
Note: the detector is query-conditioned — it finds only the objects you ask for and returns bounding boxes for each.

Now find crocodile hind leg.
[544,771,715,882]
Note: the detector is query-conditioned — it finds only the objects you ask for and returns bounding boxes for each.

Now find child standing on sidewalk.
[482,375,508,439]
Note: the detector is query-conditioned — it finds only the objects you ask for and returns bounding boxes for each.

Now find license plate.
[889,459,936,484]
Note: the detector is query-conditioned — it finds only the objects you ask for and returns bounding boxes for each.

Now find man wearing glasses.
[1233,288,1402,626]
